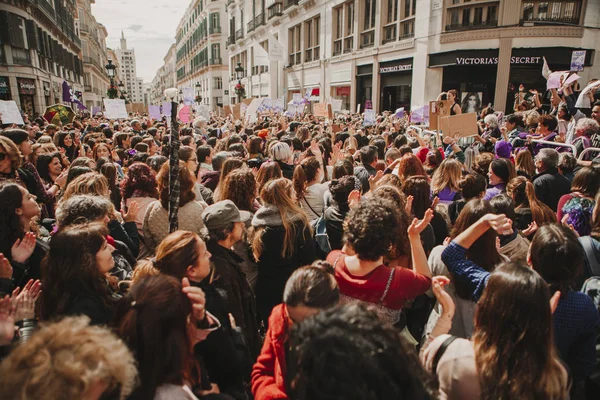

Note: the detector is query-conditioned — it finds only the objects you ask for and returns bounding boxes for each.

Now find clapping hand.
[0,295,15,346]
[11,232,36,264]
[12,279,42,322]
[431,276,455,318]
[408,208,434,237]
[0,254,12,279]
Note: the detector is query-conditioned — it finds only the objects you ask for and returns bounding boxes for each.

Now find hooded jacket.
[251,304,290,400]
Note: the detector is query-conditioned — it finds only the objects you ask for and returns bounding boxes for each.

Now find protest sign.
[232,104,241,120]
[570,50,586,72]
[0,101,24,125]
[575,80,600,108]
[182,87,194,106]
[410,105,428,124]
[240,103,248,118]
[273,98,284,114]
[429,100,452,130]
[103,99,127,119]
[293,93,303,105]
[178,106,191,123]
[395,107,405,119]
[546,72,562,90]
[363,109,376,126]
[161,102,172,117]
[224,105,233,116]
[331,99,343,113]
[314,103,333,119]
[365,100,372,110]
[245,98,264,123]
[440,113,478,139]
[91,106,101,116]
[148,105,161,120]
[197,104,210,119]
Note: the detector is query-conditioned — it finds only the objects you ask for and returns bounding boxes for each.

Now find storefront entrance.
[379,58,412,112]
[17,78,36,116]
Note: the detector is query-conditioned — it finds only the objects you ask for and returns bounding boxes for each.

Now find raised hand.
[431,276,455,318]
[484,214,513,236]
[368,170,384,188]
[55,169,68,189]
[0,295,15,346]
[0,254,12,279]
[408,208,434,237]
[522,221,538,237]
[14,279,41,322]
[182,277,206,322]
[348,189,361,209]
[405,195,414,215]
[11,232,36,264]
[122,201,140,223]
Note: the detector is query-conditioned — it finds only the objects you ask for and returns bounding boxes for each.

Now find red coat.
[251,303,290,400]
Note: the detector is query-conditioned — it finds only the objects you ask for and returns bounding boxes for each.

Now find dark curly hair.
[120,162,159,203]
[220,169,257,212]
[329,176,358,213]
[371,185,410,260]
[288,303,436,400]
[397,154,426,182]
[343,197,402,261]
[401,176,432,219]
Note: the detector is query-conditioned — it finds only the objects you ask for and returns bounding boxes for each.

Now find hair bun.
[310,260,335,275]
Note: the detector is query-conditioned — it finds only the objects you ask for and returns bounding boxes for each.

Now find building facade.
[115,32,143,104]
[226,0,600,113]
[174,0,228,110]
[0,0,84,116]
[76,0,110,109]
[150,43,176,104]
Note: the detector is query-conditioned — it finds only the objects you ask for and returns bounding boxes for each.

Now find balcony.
[210,58,222,65]
[520,16,581,26]
[235,29,243,40]
[284,0,298,9]
[209,26,221,34]
[12,48,31,65]
[79,23,89,33]
[288,52,301,66]
[382,25,397,45]
[227,35,235,46]
[254,13,265,28]
[247,20,255,33]
[445,20,498,32]
[268,2,283,20]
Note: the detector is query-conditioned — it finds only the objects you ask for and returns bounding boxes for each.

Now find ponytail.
[293,164,308,202]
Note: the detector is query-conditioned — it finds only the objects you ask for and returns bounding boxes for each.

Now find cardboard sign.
[224,105,233,116]
[313,103,333,119]
[331,99,343,113]
[440,113,478,139]
[429,100,452,130]
[232,104,241,120]
[0,100,24,125]
[245,98,264,123]
[103,99,128,119]
[242,98,253,106]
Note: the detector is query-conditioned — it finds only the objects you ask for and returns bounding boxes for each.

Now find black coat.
[533,167,571,212]
[255,221,316,324]
[324,205,347,251]
[206,239,261,359]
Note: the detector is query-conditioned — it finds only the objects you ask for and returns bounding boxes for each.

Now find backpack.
[312,215,331,258]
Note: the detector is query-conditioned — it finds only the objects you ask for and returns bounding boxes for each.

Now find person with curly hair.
[220,169,260,213]
[556,166,600,236]
[286,303,436,400]
[326,197,432,327]
[0,316,137,400]
[143,161,208,254]
[396,153,427,183]
[120,162,159,234]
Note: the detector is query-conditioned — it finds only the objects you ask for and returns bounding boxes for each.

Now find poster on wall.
[460,92,483,114]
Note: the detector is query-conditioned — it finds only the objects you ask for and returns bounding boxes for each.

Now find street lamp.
[195,82,202,103]
[105,59,117,98]
[235,62,245,104]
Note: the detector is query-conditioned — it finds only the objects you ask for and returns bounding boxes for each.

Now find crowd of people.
[0,82,599,400]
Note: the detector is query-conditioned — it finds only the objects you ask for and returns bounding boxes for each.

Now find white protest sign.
[273,98,284,114]
[292,93,302,105]
[546,72,562,90]
[103,99,128,119]
[570,50,586,72]
[576,80,600,108]
[267,33,286,62]
[198,104,210,119]
[0,101,24,125]
[245,98,264,123]
[363,109,376,126]
[331,99,343,113]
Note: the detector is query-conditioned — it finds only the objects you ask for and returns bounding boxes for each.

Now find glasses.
[0,152,6,161]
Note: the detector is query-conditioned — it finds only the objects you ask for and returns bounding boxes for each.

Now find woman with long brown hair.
[251,178,316,325]
[39,223,120,325]
[255,160,282,198]
[292,156,328,221]
[424,198,506,340]
[220,169,260,213]
[422,263,569,399]
[430,158,463,205]
[507,176,557,232]
[515,148,535,179]
[213,157,245,201]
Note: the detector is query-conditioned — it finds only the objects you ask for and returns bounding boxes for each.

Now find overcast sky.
[92,0,189,83]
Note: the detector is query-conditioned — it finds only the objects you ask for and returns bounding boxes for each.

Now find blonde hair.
[252,178,310,260]
[430,158,463,194]
[0,316,137,400]
[61,172,110,203]
[270,142,293,163]
[0,136,22,171]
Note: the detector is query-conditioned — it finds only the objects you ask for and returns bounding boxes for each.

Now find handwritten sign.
[546,72,562,90]
[293,93,303,105]
[429,100,452,130]
[363,109,376,126]
[0,100,24,125]
[103,99,128,119]
[440,113,478,139]
[313,103,333,119]
[570,50,586,72]
[273,98,284,114]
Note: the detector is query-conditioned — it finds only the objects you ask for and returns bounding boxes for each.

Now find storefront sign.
[42,81,50,96]
[0,77,9,95]
[379,64,412,74]
[336,86,350,96]
[456,56,542,65]
[17,78,36,95]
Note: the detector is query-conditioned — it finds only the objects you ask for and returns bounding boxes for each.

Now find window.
[360,0,376,48]
[333,1,354,56]
[214,77,223,89]
[383,0,398,43]
[211,44,221,62]
[382,0,414,44]
[288,24,301,66]
[445,0,500,31]
[304,15,320,62]
[520,1,582,25]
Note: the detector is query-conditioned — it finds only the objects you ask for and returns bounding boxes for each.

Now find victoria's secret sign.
[379,64,412,74]
[456,56,542,65]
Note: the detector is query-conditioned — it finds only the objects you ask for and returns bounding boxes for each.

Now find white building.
[115,32,143,104]
[226,0,600,113]
[173,0,229,110]
[150,44,177,104]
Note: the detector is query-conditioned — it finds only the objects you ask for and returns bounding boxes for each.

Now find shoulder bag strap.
[302,195,321,217]
[432,335,458,376]
[581,236,600,276]
[333,253,343,270]
[378,268,395,305]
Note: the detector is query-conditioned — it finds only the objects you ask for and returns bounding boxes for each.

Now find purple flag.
[62,81,72,103]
